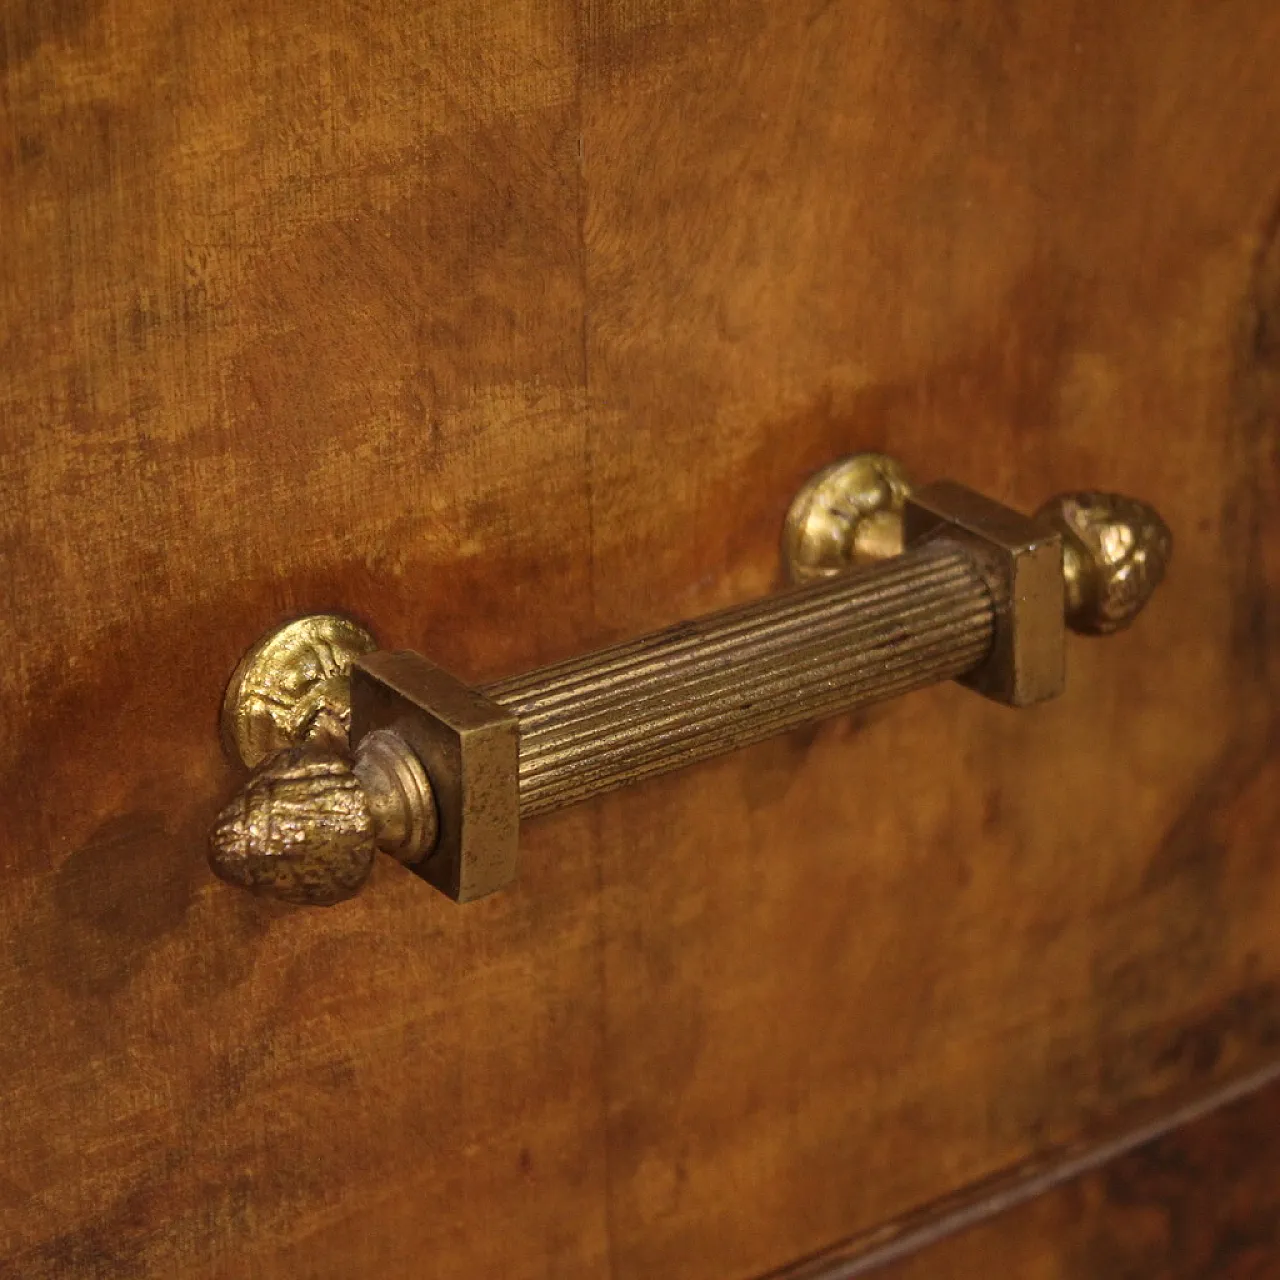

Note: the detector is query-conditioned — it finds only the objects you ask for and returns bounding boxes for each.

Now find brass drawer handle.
[209,454,1171,906]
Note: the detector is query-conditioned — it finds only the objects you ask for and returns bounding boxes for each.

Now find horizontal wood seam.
[758,1056,1280,1280]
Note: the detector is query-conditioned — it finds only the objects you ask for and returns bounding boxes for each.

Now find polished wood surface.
[780,1064,1280,1280]
[3,2,1279,1276]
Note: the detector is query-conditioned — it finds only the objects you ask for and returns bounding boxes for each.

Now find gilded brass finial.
[209,747,379,906]
[1035,493,1173,635]
[784,457,1172,636]
[212,615,439,906]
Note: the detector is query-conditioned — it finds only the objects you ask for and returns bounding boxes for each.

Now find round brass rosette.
[783,452,913,584]
[220,613,377,769]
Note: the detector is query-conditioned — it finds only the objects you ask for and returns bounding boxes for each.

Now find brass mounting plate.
[351,651,520,904]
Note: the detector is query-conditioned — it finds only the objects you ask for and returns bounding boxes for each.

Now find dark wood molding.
[762,1056,1280,1279]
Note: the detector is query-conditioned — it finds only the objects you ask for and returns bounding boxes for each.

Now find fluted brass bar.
[484,540,995,818]
[211,465,1172,908]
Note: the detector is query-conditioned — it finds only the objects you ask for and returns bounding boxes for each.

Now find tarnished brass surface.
[484,543,992,817]
[782,452,913,584]
[352,728,438,866]
[209,747,378,906]
[352,652,520,904]
[221,614,377,769]
[1036,492,1174,635]
[208,463,1171,907]
[213,616,440,904]
[905,482,1065,707]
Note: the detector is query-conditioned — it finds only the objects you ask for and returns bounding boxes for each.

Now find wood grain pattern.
[2,1,1279,1276]
[789,1062,1280,1279]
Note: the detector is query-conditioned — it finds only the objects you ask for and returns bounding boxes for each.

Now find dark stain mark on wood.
[0,0,102,74]
[49,812,199,996]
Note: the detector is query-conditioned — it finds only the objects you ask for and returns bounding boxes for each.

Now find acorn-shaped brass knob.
[210,729,440,907]
[1036,492,1173,635]
[210,747,378,906]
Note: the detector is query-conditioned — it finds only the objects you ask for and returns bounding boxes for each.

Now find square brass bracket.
[350,652,520,902]
[904,481,1065,707]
